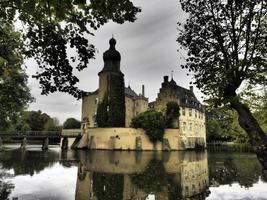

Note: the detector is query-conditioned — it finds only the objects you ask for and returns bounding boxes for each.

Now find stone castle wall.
[67,127,206,150]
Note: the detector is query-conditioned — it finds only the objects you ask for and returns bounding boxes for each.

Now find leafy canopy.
[63,118,81,129]
[177,0,266,104]
[0,0,141,98]
[0,23,33,130]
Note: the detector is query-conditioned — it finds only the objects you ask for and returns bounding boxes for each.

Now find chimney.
[142,85,145,96]
[190,86,193,92]
[163,76,169,83]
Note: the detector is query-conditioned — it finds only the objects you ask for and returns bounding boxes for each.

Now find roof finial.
[128,80,131,88]
[171,70,174,80]
[112,34,114,38]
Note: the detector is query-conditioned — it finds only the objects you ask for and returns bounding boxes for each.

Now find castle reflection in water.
[60,150,210,200]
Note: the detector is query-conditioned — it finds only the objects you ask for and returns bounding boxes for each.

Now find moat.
[0,146,267,200]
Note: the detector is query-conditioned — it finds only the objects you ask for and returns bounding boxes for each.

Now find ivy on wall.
[108,73,125,127]
[96,94,109,127]
[165,101,180,128]
[96,73,125,127]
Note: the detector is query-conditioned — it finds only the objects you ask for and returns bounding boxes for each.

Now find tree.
[44,117,61,131]
[165,101,180,128]
[25,110,51,131]
[0,0,141,99]
[0,23,33,130]
[177,0,267,166]
[63,118,81,129]
[13,110,54,131]
[130,110,166,144]
[206,106,248,143]
[241,85,267,133]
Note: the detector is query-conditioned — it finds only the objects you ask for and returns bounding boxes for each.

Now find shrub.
[130,110,165,143]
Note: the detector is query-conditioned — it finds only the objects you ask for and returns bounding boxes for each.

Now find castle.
[67,38,206,151]
[81,38,206,136]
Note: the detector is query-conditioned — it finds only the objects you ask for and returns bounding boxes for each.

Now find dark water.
[0,146,267,200]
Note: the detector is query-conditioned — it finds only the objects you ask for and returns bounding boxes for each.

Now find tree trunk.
[230,96,267,169]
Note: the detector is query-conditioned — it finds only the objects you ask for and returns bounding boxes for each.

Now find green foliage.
[165,101,180,128]
[108,74,125,127]
[206,106,249,143]
[206,119,223,142]
[63,118,81,129]
[177,0,267,146]
[96,95,109,127]
[241,86,267,133]
[0,23,33,130]
[208,151,266,188]
[131,110,166,143]
[11,110,60,131]
[0,0,141,98]
[44,118,61,131]
[177,0,266,103]
[96,74,125,127]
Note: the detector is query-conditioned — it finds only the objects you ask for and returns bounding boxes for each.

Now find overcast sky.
[26,0,203,123]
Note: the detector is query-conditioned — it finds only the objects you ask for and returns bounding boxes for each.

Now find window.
[183,122,186,132]
[95,98,99,104]
[195,110,197,118]
[189,109,192,117]
[189,123,192,131]
[182,107,185,116]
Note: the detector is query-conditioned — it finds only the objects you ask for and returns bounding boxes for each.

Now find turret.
[98,38,124,100]
[99,37,121,74]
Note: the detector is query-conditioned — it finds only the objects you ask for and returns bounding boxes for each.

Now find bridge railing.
[61,129,82,137]
[0,131,61,137]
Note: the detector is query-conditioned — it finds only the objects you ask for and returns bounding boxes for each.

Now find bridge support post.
[42,137,49,151]
[61,137,68,150]
[0,137,3,150]
[20,137,27,150]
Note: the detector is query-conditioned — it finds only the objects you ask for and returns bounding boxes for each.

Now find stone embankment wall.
[62,128,206,150]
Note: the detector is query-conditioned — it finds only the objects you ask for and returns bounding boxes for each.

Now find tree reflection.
[208,152,266,188]
[0,150,59,176]
[0,171,14,200]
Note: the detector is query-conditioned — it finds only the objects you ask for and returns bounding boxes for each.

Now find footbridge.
[0,129,82,150]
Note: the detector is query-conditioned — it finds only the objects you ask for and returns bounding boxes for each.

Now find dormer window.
[189,109,192,117]
[182,107,186,116]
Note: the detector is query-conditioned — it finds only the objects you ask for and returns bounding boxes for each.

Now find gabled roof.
[125,86,138,98]
[158,78,204,111]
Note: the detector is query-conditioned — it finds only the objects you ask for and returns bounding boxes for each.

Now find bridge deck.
[0,130,81,139]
